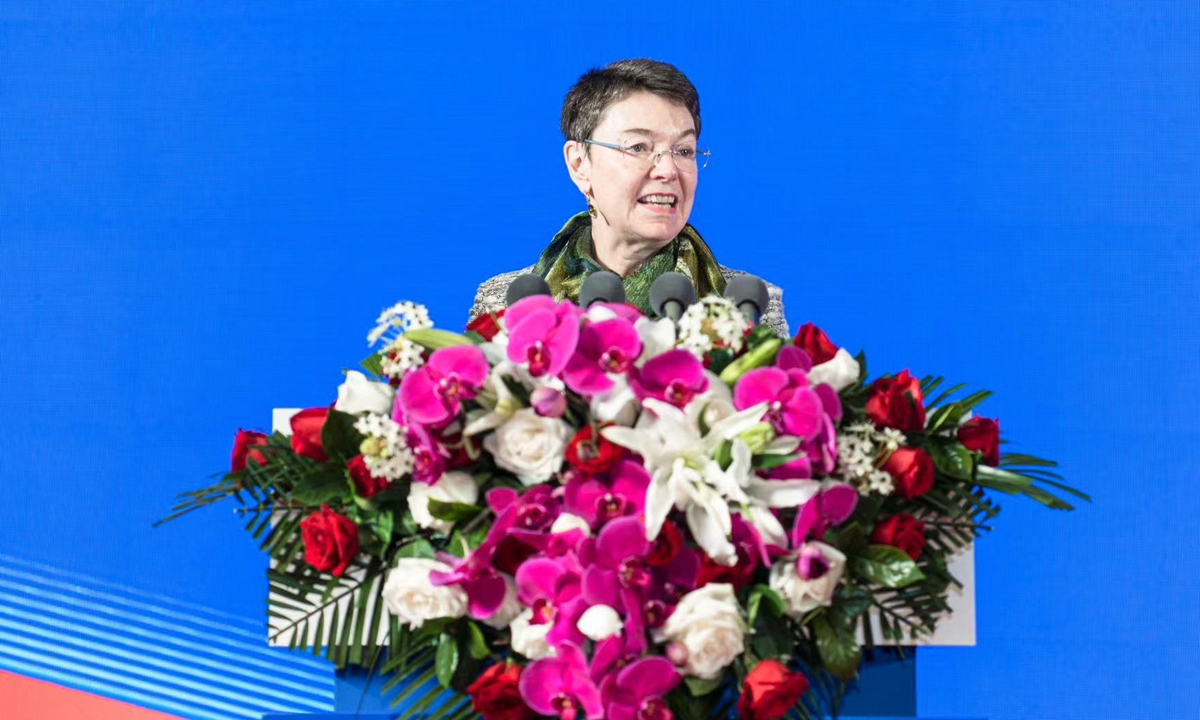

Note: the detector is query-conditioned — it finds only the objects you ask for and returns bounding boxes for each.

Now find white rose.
[483,408,572,485]
[407,471,480,534]
[550,513,593,535]
[335,370,396,415]
[577,604,624,641]
[769,541,847,617]
[509,608,555,660]
[481,576,522,630]
[382,558,468,629]
[660,583,747,679]
[807,348,860,392]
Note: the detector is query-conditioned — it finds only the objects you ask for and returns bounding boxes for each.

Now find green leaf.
[360,352,384,377]
[854,545,925,588]
[929,442,974,481]
[291,468,348,505]
[407,328,477,349]
[466,621,489,660]
[812,613,860,682]
[396,538,436,560]
[322,409,366,460]
[836,584,873,619]
[684,675,724,697]
[747,584,786,625]
[372,510,395,546]
[752,452,803,471]
[826,523,867,559]
[435,633,459,688]
[427,499,484,524]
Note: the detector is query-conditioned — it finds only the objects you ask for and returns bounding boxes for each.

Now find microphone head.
[649,272,697,319]
[505,274,552,307]
[724,274,770,317]
[579,271,626,307]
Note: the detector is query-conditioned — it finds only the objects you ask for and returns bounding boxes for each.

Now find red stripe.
[0,671,181,719]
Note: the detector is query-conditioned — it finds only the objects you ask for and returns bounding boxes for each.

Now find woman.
[470,59,788,337]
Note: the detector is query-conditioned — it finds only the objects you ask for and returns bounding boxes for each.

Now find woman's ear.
[563,140,590,195]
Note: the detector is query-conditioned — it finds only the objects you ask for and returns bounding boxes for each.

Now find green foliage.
[853,546,925,589]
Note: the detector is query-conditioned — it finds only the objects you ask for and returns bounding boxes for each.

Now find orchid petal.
[616,657,680,701]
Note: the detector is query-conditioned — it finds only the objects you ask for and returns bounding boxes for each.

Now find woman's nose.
[649,151,680,179]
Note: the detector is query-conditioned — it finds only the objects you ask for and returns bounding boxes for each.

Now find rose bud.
[530,386,567,418]
[883,447,936,500]
[871,514,927,560]
[300,506,359,577]
[866,370,926,432]
[958,416,1001,466]
[231,429,268,472]
[737,660,810,720]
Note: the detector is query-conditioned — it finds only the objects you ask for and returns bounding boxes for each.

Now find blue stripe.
[0,553,336,719]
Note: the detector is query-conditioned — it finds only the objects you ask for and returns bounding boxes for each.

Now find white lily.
[463,365,520,436]
[603,399,769,562]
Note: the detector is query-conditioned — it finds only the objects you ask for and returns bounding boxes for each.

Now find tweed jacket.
[469,265,789,338]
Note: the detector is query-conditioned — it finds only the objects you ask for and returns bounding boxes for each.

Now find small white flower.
[368,301,433,346]
[509,609,555,660]
[483,408,572,486]
[577,604,624,641]
[407,471,480,534]
[354,413,413,481]
[383,558,468,629]
[677,296,747,356]
[379,337,426,383]
[660,583,746,679]
[335,370,396,416]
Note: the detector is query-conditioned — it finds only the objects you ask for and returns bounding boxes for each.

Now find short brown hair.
[560,59,702,143]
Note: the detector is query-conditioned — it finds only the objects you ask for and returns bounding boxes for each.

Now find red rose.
[301,506,359,577]
[347,455,388,498]
[467,662,537,720]
[697,542,758,591]
[793,323,839,365]
[737,660,809,720]
[290,407,330,462]
[646,521,683,568]
[870,514,927,560]
[564,425,625,475]
[883,447,936,500]
[866,370,926,432]
[231,429,268,472]
[466,310,506,342]
[958,416,1000,466]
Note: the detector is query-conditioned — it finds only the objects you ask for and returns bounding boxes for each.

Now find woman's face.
[568,91,699,246]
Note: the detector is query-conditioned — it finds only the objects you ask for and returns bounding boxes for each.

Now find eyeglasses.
[584,139,710,171]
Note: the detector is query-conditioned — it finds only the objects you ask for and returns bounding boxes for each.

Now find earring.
[586,189,598,219]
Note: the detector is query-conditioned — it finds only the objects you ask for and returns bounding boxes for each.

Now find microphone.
[579,271,626,307]
[505,274,553,307]
[649,272,696,321]
[724,275,770,324]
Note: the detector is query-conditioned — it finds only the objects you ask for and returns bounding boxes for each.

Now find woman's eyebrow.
[619,127,698,140]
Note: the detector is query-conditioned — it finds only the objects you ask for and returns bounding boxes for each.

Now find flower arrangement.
[165,295,1085,720]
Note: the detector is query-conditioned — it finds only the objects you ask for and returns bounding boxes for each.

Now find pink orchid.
[520,642,604,720]
[791,482,859,545]
[734,366,822,439]
[429,552,508,621]
[506,296,582,378]
[515,554,589,648]
[398,345,489,427]
[600,657,680,720]
[630,349,709,408]
[390,404,448,484]
[768,384,842,480]
[563,459,651,528]
[562,317,643,396]
[580,516,654,612]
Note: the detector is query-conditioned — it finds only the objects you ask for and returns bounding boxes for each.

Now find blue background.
[2,1,1198,718]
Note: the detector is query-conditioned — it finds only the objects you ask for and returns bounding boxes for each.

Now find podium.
[265,406,979,720]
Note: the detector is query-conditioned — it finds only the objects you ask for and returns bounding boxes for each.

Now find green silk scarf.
[531,212,726,314]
